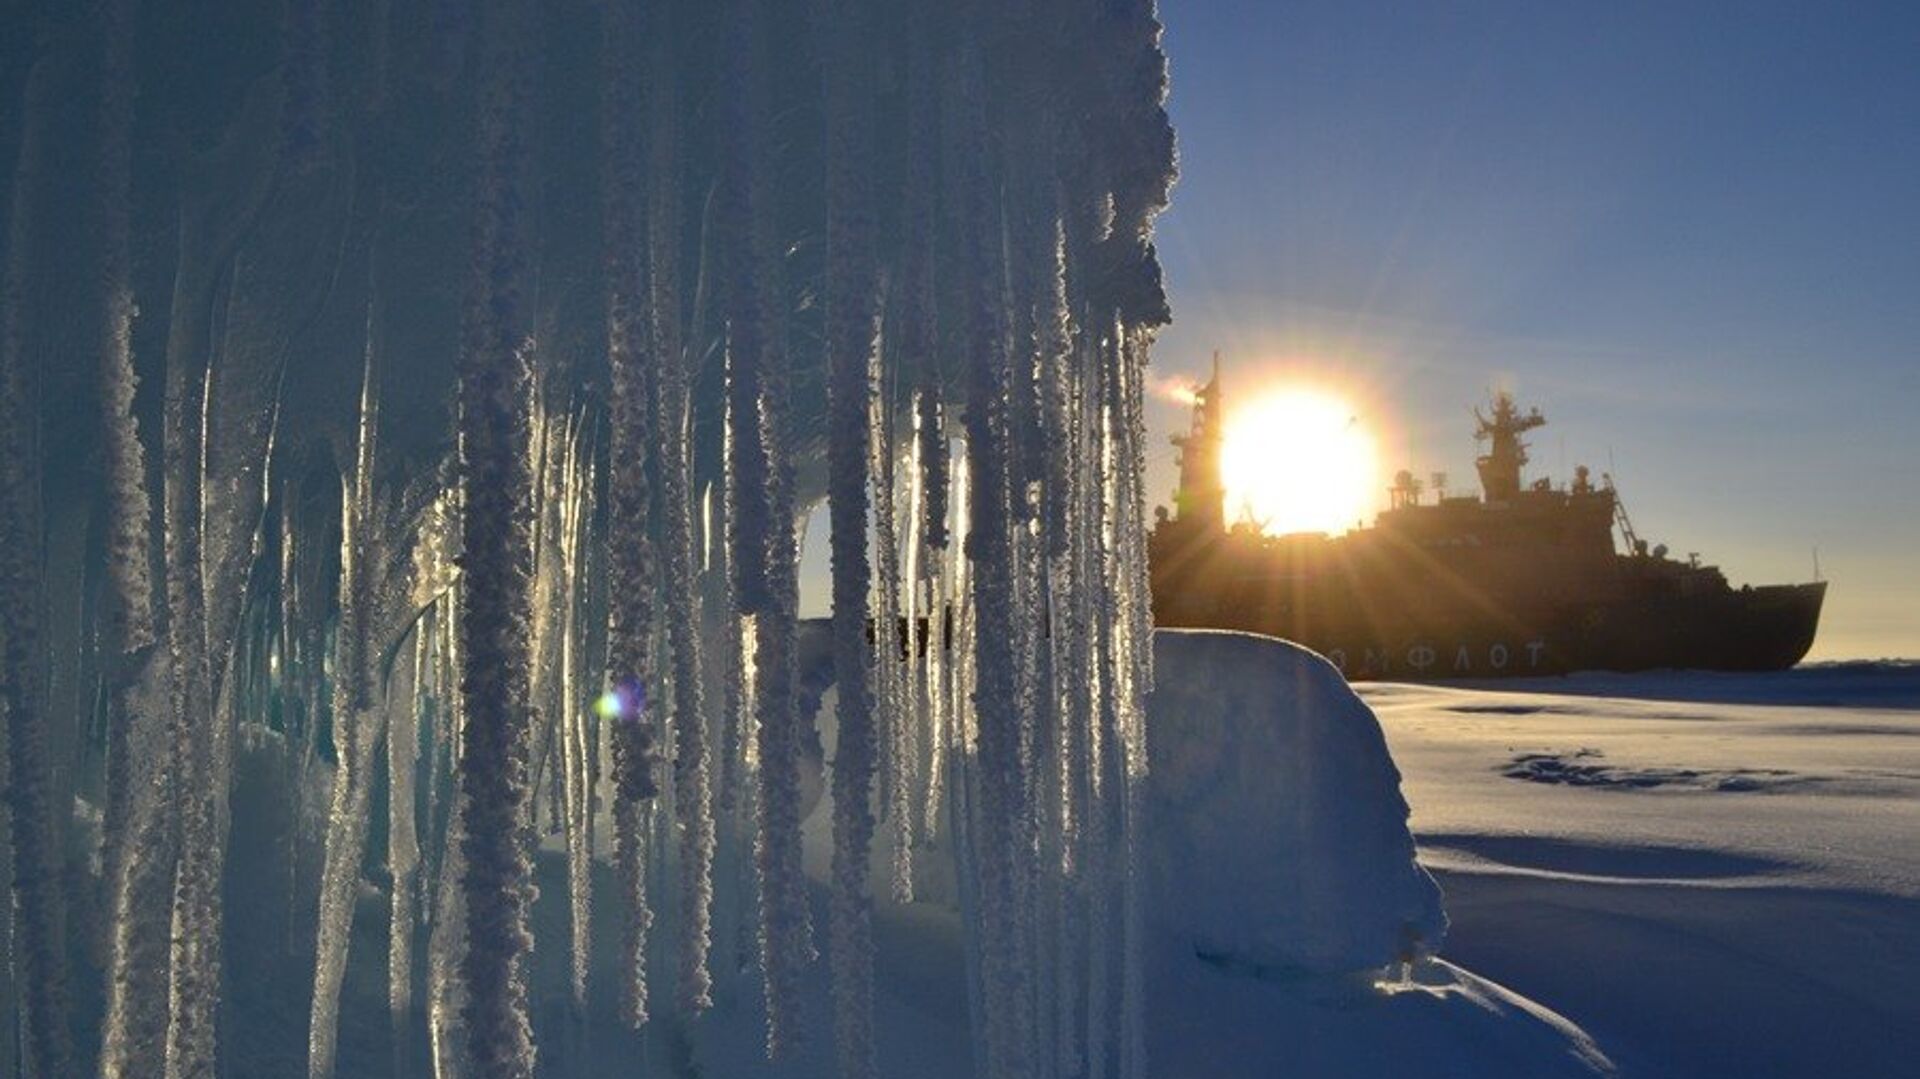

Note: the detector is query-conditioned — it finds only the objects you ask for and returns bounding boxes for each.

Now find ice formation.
[0,0,1176,1076]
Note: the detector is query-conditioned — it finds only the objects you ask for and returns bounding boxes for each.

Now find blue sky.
[1146,1,1920,659]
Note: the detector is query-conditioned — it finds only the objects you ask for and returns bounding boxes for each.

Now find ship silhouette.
[1149,360,1826,679]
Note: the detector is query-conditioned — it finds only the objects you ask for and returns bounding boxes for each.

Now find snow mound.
[754,625,1611,1077]
[1147,630,1446,974]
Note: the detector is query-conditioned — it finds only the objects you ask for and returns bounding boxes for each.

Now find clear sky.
[1146,1,1920,660]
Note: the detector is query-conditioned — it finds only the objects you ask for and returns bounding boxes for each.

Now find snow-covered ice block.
[1147,629,1447,974]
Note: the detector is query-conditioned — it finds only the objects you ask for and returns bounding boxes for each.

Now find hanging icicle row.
[46,2,1184,1074]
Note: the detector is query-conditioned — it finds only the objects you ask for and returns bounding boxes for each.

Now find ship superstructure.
[1149,364,1826,679]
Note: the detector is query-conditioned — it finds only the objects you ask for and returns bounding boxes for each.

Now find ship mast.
[1171,352,1227,532]
[1473,391,1545,503]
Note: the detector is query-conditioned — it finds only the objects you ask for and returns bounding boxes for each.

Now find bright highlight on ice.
[1220,387,1381,535]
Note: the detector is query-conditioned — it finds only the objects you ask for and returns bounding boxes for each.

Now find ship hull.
[1150,552,1826,681]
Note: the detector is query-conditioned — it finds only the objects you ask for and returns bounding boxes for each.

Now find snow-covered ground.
[715,633,1920,1077]
[1364,664,1920,1077]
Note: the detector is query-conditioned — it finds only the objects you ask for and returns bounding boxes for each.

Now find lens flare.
[597,676,647,724]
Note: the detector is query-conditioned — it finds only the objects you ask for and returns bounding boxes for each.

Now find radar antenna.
[1473,391,1546,503]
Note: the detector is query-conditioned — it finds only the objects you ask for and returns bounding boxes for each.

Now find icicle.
[942,428,984,1074]
[713,351,760,1005]
[872,346,914,904]
[389,617,427,1068]
[557,416,597,1017]
[98,661,176,1079]
[822,0,884,1062]
[649,2,717,1018]
[963,199,1037,1079]
[893,0,939,901]
[161,297,220,1079]
[751,364,812,1060]
[308,347,389,1079]
[427,723,470,1079]
[414,497,463,1055]
[720,0,773,834]
[525,403,563,843]
[902,396,929,853]
[719,348,749,820]
[600,0,661,1033]
[1036,220,1086,1079]
[93,0,172,1069]
[96,0,156,879]
[1114,327,1155,1079]
[454,0,539,1071]
[735,0,813,1052]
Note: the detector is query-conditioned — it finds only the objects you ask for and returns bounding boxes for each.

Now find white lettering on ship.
[1332,641,1549,674]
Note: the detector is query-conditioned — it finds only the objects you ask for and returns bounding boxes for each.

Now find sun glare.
[1219,388,1380,535]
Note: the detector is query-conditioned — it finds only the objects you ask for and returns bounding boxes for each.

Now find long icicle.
[648,0,717,1019]
[716,0,768,1007]
[389,612,429,1073]
[747,95,813,1072]
[873,340,911,905]
[308,330,388,1079]
[820,0,882,1071]
[94,0,157,912]
[94,0,174,1067]
[557,415,597,1019]
[454,0,539,1071]
[161,237,220,1079]
[1114,326,1156,1079]
[601,0,661,1033]
[426,559,468,1079]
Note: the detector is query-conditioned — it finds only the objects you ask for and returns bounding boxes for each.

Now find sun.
[1219,388,1380,535]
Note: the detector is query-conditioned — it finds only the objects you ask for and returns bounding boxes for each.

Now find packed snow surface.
[1367,662,1920,1076]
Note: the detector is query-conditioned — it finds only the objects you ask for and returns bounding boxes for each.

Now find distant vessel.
[1148,362,1826,679]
